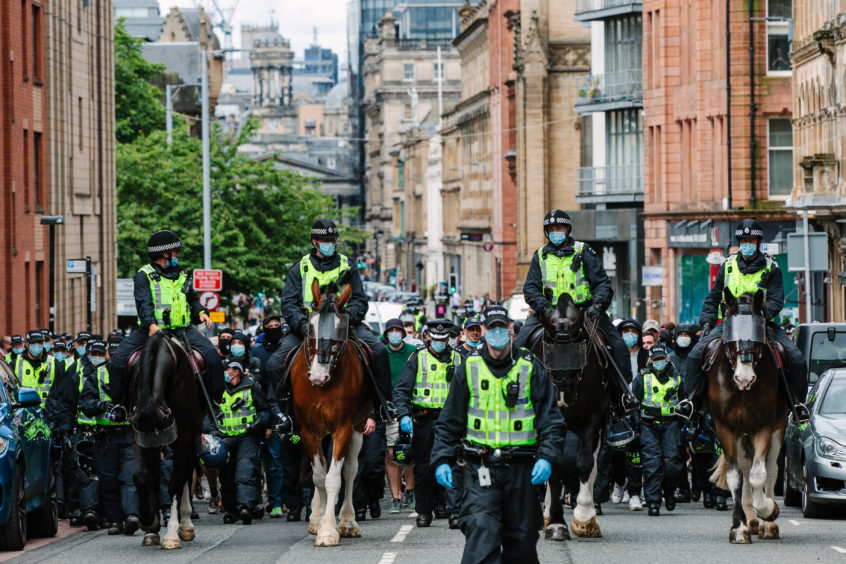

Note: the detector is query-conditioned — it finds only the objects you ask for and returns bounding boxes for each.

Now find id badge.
[478,465,492,488]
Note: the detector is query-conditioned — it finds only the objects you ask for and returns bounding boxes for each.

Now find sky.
[158,0,350,64]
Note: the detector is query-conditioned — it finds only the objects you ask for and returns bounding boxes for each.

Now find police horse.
[289,279,371,547]
[129,331,209,549]
[707,289,789,543]
[528,293,611,539]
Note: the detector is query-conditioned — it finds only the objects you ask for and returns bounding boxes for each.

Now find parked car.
[365,302,406,335]
[783,367,846,518]
[792,323,846,388]
[389,292,421,304]
[0,360,57,551]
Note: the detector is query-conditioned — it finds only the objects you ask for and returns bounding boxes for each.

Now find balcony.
[575,71,643,113]
[574,0,642,21]
[576,165,643,204]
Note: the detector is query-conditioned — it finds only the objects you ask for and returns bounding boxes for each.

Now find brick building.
[642,0,798,324]
[0,0,117,336]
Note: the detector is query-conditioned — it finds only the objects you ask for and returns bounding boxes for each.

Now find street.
[5,494,846,563]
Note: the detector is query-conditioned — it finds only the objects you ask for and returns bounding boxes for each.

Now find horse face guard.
[306,310,349,373]
[722,313,767,367]
[541,292,589,374]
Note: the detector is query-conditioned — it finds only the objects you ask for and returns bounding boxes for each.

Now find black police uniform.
[668,324,697,500]
[352,418,387,519]
[431,346,566,564]
[110,262,225,403]
[632,362,683,512]
[515,238,633,401]
[684,252,806,403]
[79,358,139,528]
[393,330,460,523]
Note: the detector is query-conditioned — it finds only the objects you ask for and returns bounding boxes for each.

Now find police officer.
[678,219,810,422]
[515,209,639,413]
[458,298,475,327]
[633,345,683,516]
[668,323,697,503]
[5,334,24,365]
[78,339,140,535]
[393,319,462,527]
[405,298,427,332]
[457,316,484,357]
[12,330,64,407]
[432,305,566,563]
[209,360,269,525]
[110,229,224,403]
[268,219,394,421]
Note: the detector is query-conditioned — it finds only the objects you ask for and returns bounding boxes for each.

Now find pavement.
[4,493,846,563]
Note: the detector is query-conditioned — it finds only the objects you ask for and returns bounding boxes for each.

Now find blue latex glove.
[400,415,414,435]
[530,458,552,485]
[435,463,454,489]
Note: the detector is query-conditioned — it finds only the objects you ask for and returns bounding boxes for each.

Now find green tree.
[114,20,167,143]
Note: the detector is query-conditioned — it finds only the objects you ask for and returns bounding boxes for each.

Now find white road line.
[379,552,398,564]
[788,519,800,526]
[390,524,414,543]
[831,546,846,554]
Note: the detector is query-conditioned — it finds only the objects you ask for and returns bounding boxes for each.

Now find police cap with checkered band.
[543,209,572,236]
[310,219,339,240]
[147,230,182,259]
[425,319,455,341]
[734,219,764,242]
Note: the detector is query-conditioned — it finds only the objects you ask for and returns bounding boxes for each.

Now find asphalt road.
[5,494,846,563]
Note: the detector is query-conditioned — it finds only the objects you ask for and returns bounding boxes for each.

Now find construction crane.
[192,0,240,50]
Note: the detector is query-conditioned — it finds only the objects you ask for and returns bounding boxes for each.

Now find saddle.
[126,338,207,375]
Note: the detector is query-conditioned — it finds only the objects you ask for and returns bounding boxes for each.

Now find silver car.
[784,367,846,517]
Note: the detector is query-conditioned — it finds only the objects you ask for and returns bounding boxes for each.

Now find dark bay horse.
[291,279,370,547]
[708,289,788,543]
[130,331,206,549]
[531,294,610,540]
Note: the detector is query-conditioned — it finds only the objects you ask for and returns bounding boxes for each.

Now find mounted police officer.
[677,219,809,422]
[432,305,566,564]
[515,209,639,413]
[79,339,140,535]
[633,345,683,516]
[393,319,462,528]
[110,230,225,403]
[268,219,394,421]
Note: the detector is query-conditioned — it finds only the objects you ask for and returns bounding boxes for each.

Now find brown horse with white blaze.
[708,288,789,543]
[291,279,370,547]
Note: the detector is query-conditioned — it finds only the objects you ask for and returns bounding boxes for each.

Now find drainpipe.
[725,0,732,209]
[749,0,756,208]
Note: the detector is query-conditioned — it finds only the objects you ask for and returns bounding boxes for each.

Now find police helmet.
[310,219,339,240]
[147,230,182,259]
[543,209,572,237]
[198,434,230,469]
[734,219,764,242]
[391,432,415,467]
[607,416,636,449]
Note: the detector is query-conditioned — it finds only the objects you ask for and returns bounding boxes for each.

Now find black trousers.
[111,326,225,402]
[353,421,387,509]
[94,426,138,522]
[459,461,540,564]
[280,433,311,512]
[640,420,682,505]
[220,433,261,513]
[72,429,100,514]
[411,417,441,516]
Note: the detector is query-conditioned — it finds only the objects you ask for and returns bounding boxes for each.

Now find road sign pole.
[86,256,92,332]
[48,223,56,333]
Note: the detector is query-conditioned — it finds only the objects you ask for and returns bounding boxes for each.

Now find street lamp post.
[40,215,64,333]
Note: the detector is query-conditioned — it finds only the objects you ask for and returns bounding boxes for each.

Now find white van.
[364,302,405,335]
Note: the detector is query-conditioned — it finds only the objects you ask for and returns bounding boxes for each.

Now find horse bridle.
[303,307,349,378]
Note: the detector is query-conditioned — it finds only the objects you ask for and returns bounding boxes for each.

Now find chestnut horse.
[531,293,610,540]
[291,279,370,547]
[708,289,789,543]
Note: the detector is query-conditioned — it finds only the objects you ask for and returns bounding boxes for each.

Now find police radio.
[446,364,455,384]
[505,381,520,408]
[162,308,172,327]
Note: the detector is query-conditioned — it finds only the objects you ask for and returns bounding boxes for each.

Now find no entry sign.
[199,291,220,311]
[193,269,223,292]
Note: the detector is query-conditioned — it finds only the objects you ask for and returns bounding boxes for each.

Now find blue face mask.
[466,337,479,348]
[29,344,44,357]
[90,356,107,367]
[54,352,67,363]
[430,341,447,353]
[168,255,179,268]
[12,347,24,355]
[44,342,52,352]
[224,373,233,384]
[77,345,87,358]
[387,332,403,346]
[319,242,336,257]
[653,360,668,372]
[230,344,246,358]
[485,327,511,350]
[622,332,638,348]
[739,243,757,259]
[548,231,567,246]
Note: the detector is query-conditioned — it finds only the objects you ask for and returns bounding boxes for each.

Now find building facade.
[642,0,798,324]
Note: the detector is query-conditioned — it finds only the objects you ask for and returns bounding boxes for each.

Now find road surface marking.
[390,525,414,543]
[788,519,800,526]
[379,552,397,564]
[831,546,846,554]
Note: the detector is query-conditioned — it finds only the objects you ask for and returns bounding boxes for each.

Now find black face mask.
[264,326,283,344]
[219,339,231,355]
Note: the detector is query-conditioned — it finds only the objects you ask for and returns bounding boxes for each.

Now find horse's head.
[544,293,585,342]
[305,278,351,387]
[721,288,768,391]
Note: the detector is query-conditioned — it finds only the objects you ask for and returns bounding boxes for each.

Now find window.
[33,132,42,208]
[605,14,642,75]
[404,104,413,120]
[31,4,40,79]
[768,118,793,197]
[403,63,414,81]
[78,97,83,150]
[433,62,444,81]
[767,0,791,74]
[21,0,27,79]
[23,129,29,205]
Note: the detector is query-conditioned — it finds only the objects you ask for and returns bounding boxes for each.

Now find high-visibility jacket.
[14,355,55,403]
[219,385,257,436]
[640,370,681,418]
[299,254,351,313]
[138,264,191,328]
[537,242,591,305]
[412,349,457,409]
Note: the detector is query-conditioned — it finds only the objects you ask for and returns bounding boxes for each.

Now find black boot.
[702,492,715,508]
[107,521,124,535]
[69,509,83,527]
[124,514,141,535]
[448,513,460,529]
[648,503,660,516]
[664,493,676,512]
[416,512,432,527]
[287,507,302,522]
[715,495,728,511]
[83,510,99,531]
[369,500,381,519]
[434,504,448,519]
[223,512,237,524]
[675,488,691,503]
[355,507,367,522]
[239,506,252,525]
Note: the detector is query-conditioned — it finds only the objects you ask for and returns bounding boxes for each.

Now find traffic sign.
[193,269,223,292]
[66,260,87,273]
[116,278,135,316]
[209,311,226,323]
[483,242,494,252]
[199,291,219,311]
